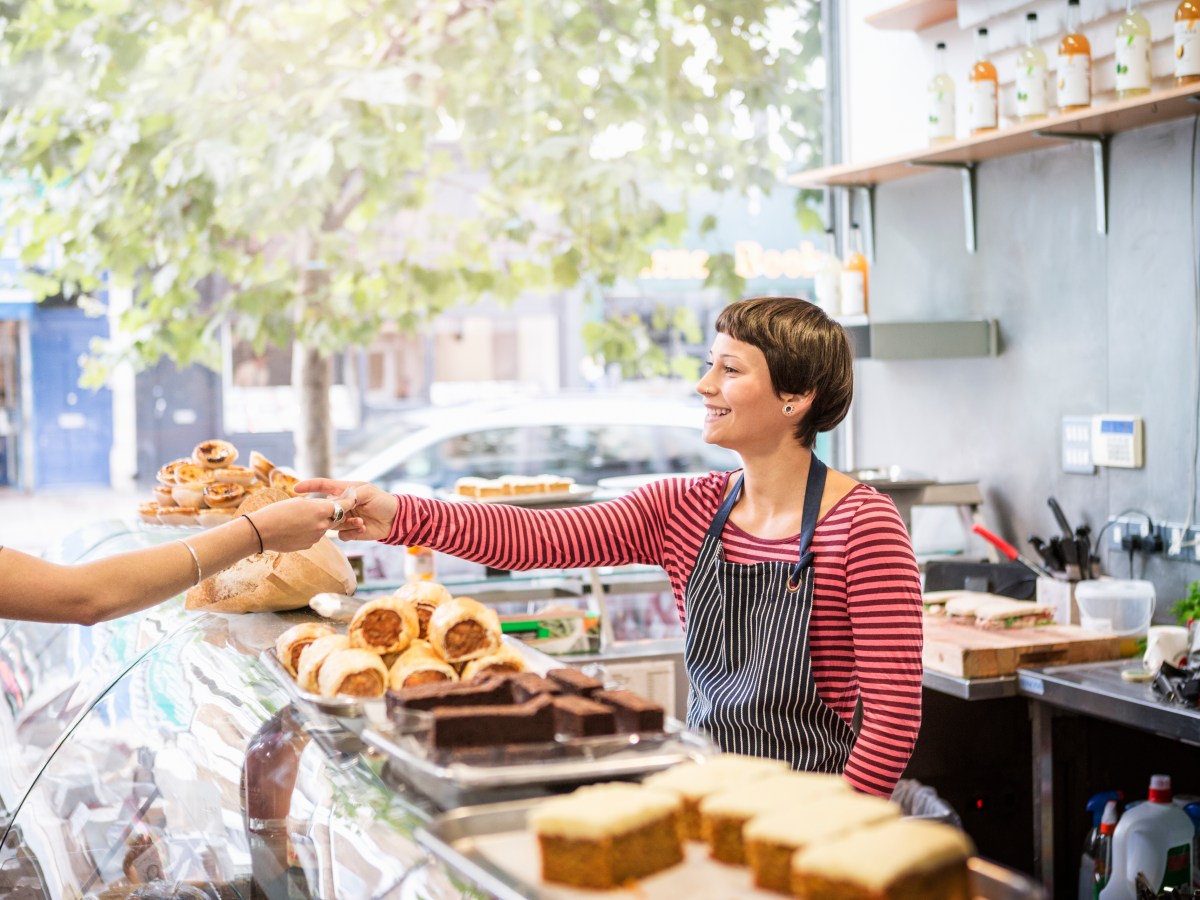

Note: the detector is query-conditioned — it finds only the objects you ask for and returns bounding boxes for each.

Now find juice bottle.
[1175,0,1200,86]
[405,545,436,581]
[928,41,956,144]
[813,228,842,314]
[1115,0,1152,99]
[839,224,868,317]
[967,28,998,135]
[1058,0,1092,112]
[1016,13,1049,121]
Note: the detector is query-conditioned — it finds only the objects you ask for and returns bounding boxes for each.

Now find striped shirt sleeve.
[838,493,924,796]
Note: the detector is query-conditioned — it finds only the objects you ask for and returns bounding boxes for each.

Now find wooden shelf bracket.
[908,160,978,254]
[1034,131,1110,235]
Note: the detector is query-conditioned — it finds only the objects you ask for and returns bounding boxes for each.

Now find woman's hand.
[293,479,398,542]
[249,496,362,552]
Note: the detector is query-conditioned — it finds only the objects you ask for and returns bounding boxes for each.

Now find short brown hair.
[714,297,854,447]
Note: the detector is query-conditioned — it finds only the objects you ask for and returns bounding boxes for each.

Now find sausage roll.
[387,639,459,690]
[317,648,388,697]
[428,596,502,663]
[459,643,528,682]
[275,622,337,676]
[393,581,453,639]
[296,634,351,693]
[349,596,420,655]
[193,439,239,469]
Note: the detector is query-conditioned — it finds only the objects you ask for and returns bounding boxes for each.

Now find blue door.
[30,306,113,487]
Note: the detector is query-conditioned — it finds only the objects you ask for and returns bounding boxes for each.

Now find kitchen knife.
[1047,497,1074,538]
[971,523,1059,579]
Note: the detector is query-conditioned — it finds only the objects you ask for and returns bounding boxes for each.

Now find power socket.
[1108,515,1198,562]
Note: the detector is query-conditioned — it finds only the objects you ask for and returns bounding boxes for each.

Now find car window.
[377,423,737,492]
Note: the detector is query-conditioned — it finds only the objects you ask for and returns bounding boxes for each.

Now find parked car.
[337,393,739,495]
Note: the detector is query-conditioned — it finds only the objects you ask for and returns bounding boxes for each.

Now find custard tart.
[213,465,257,487]
[203,483,246,509]
[193,439,239,469]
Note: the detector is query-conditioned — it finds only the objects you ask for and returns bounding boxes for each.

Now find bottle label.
[1115,33,1151,91]
[1016,64,1048,117]
[1057,52,1091,108]
[839,270,865,317]
[967,79,997,130]
[928,88,956,140]
[1176,20,1200,78]
[1162,843,1191,890]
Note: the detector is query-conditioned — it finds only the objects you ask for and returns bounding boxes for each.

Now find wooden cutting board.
[923,617,1122,678]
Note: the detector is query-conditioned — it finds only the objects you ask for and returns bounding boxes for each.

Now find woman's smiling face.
[696,333,805,451]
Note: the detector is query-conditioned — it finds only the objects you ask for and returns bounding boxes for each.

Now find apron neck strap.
[792,455,828,580]
[707,454,829,579]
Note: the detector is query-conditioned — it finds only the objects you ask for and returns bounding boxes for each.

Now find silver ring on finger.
[330,502,345,525]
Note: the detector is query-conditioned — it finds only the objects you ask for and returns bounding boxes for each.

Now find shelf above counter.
[788,81,1200,190]
[840,317,999,360]
[865,0,957,33]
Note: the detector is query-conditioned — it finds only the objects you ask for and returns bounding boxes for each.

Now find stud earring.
[783,404,795,415]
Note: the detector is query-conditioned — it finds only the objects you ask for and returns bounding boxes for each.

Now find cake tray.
[259,647,389,724]
[417,798,1047,900]
[364,723,716,810]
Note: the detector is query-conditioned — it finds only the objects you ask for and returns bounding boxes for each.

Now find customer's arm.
[0,496,355,625]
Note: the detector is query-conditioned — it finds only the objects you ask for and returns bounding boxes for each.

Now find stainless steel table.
[1016,659,1200,893]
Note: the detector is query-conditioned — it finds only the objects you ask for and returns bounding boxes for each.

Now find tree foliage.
[0,0,822,467]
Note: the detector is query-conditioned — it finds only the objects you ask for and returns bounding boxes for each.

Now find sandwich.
[942,593,1054,629]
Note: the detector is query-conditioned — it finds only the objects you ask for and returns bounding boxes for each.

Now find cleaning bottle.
[1093,800,1119,898]
[1184,801,1200,890]
[1099,775,1194,899]
[1080,791,1124,900]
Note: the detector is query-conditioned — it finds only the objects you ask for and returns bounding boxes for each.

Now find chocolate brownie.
[430,695,556,748]
[552,695,617,737]
[387,674,513,713]
[594,689,665,733]
[546,667,603,697]
[510,672,563,703]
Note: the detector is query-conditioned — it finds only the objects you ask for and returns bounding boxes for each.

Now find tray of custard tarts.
[137,441,301,529]
[415,761,1045,899]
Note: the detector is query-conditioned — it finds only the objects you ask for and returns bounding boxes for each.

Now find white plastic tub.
[1074,579,1156,638]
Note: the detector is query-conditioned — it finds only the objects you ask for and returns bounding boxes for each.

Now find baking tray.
[416,798,1047,900]
[365,722,716,810]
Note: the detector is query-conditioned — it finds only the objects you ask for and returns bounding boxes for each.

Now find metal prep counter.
[1017,659,1200,896]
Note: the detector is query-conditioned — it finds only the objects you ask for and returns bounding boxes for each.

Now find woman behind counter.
[0,496,356,625]
[300,297,924,797]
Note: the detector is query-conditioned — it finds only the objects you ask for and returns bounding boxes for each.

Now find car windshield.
[375,422,737,492]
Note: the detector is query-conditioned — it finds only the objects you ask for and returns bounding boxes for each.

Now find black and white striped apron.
[683,455,855,772]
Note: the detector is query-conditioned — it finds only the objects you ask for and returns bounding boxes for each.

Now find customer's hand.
[293,479,398,542]
[249,496,361,552]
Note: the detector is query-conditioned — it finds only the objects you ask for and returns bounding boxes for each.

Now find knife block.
[1037,576,1079,626]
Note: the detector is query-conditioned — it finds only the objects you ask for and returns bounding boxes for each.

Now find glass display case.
[0,521,689,898]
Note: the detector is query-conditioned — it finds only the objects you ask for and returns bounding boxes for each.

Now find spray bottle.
[1099,774,1194,899]
[1080,791,1124,900]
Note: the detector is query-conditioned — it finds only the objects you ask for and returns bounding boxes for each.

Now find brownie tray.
[417,798,1047,900]
[363,722,715,810]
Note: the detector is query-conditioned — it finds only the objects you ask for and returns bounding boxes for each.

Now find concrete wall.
[842,1,1200,617]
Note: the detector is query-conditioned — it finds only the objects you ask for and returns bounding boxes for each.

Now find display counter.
[0,521,1048,898]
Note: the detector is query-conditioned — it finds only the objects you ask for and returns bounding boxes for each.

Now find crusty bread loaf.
[185,537,356,614]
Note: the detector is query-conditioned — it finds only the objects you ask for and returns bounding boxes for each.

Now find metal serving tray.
[365,722,715,810]
[417,798,1046,900]
[259,647,389,723]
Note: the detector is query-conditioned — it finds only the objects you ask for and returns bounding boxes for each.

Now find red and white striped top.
[383,471,923,797]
